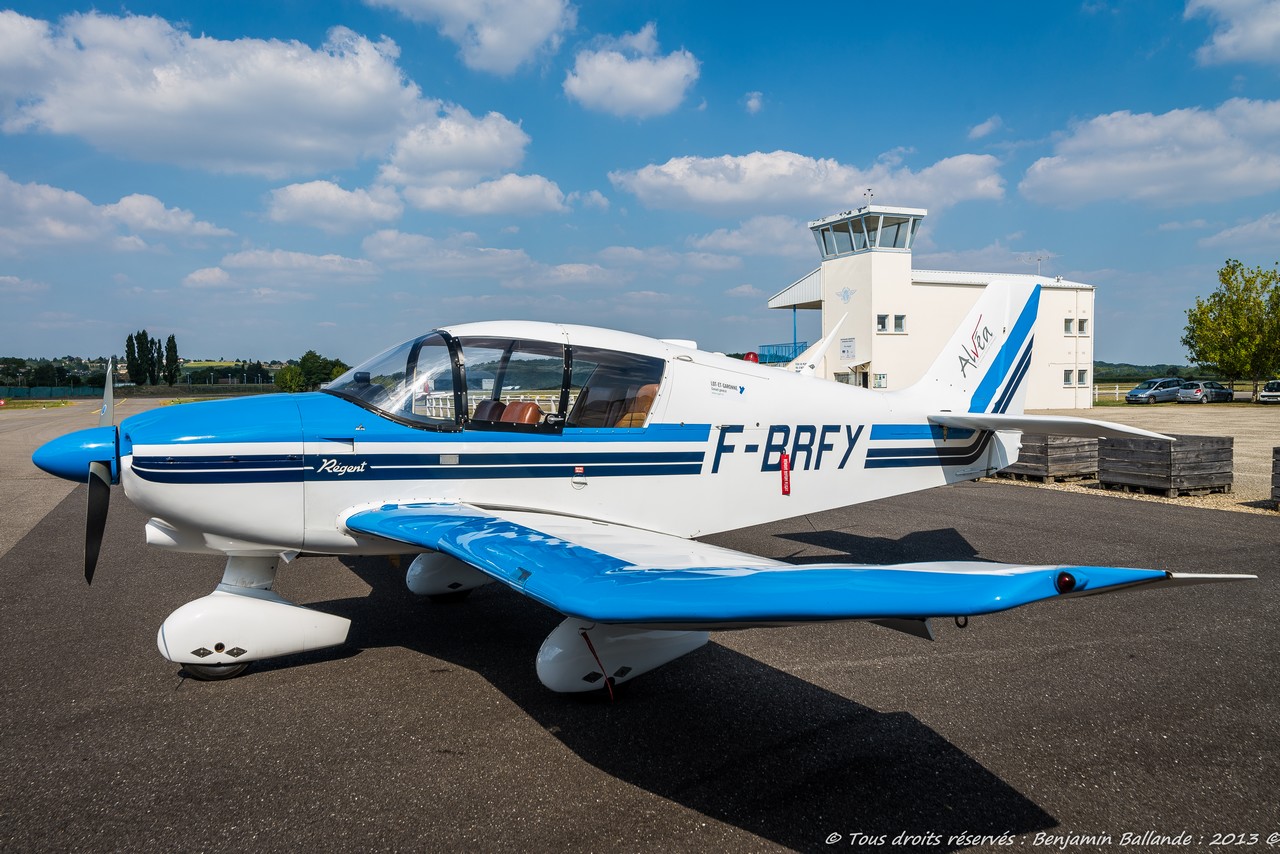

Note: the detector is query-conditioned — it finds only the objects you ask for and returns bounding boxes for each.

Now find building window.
[1077,319,1089,335]
[1063,318,1074,335]
[1063,369,1073,385]
[893,314,906,333]
[873,373,888,388]
[1078,369,1088,386]
[876,314,888,332]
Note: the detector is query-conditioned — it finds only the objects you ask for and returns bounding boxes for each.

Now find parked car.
[1125,377,1183,404]
[1258,380,1280,404]
[1176,380,1233,403]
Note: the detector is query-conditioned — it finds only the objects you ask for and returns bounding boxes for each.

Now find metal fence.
[0,386,101,399]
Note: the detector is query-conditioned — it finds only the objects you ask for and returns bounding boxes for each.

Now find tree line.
[1182,259,1280,394]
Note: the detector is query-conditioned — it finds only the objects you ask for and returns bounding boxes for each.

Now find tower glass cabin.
[810,206,925,259]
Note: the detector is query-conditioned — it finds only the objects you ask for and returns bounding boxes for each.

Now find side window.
[455,337,567,430]
[566,346,665,428]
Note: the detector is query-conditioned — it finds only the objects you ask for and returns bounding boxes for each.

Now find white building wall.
[771,206,1097,410]
[815,264,1095,409]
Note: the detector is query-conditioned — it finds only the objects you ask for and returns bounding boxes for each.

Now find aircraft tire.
[181,662,250,681]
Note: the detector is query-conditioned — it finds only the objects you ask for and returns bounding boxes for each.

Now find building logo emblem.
[837,287,855,304]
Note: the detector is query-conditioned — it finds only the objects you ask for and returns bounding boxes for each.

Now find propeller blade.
[86,460,112,584]
[98,358,115,427]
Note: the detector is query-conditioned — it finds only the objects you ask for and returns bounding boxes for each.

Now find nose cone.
[33,425,119,483]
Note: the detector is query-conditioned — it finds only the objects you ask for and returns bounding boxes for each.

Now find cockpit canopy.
[325,332,665,431]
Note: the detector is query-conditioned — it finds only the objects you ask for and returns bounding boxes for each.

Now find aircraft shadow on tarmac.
[288,549,1057,852]
[769,527,984,566]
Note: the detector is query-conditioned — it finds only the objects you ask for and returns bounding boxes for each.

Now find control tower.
[768,204,1095,407]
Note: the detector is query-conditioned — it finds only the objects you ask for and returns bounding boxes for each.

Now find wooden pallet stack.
[1098,434,1233,498]
[998,434,1098,483]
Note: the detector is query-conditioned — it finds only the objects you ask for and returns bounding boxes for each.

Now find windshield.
[325,333,461,428]
[1134,380,1157,390]
[1266,381,1280,392]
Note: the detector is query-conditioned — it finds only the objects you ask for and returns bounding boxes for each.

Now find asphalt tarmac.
[2,405,1277,853]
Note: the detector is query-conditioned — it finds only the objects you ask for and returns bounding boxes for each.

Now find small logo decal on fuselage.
[957,316,994,378]
[317,458,368,476]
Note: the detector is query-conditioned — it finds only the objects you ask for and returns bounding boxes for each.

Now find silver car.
[1125,377,1183,404]
[1177,380,1233,403]
[1258,380,1280,404]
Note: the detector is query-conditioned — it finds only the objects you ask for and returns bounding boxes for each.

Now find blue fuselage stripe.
[864,431,993,468]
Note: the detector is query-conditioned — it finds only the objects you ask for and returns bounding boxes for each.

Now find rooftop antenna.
[863,188,874,210]
[1019,252,1052,276]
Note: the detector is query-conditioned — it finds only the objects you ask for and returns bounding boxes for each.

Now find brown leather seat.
[472,399,506,421]
[613,383,658,428]
[500,400,543,424]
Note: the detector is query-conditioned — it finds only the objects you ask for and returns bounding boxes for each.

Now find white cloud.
[375,106,566,215]
[569,189,610,210]
[219,249,379,285]
[744,91,763,115]
[611,150,1004,214]
[379,106,530,188]
[688,215,813,257]
[1019,98,1280,206]
[1186,0,1280,66]
[105,194,234,236]
[0,12,424,178]
[366,0,575,74]
[362,229,535,276]
[521,262,614,288]
[402,173,567,215]
[0,274,50,296]
[725,283,764,298]
[1199,211,1280,246]
[0,171,230,254]
[267,181,403,233]
[598,244,741,272]
[563,23,699,118]
[182,267,231,289]
[968,114,1003,139]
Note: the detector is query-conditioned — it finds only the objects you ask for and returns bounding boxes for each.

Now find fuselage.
[114,321,1012,557]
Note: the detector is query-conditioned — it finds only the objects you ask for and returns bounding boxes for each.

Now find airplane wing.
[929,412,1172,441]
[343,503,1250,629]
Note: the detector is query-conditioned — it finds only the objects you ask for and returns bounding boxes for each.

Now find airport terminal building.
[768,205,1095,409]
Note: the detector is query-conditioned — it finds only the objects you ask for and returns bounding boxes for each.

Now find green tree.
[1182,259,1280,395]
[163,335,180,385]
[297,350,349,390]
[148,337,162,385]
[124,333,141,384]
[274,364,307,393]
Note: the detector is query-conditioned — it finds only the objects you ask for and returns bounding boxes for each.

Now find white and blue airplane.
[33,282,1251,690]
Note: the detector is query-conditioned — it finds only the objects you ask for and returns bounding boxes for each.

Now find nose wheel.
[181,662,250,681]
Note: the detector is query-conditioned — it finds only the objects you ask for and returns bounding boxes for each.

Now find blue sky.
[1,1,1278,364]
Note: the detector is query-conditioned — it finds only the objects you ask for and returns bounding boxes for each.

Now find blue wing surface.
[344,503,1250,627]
